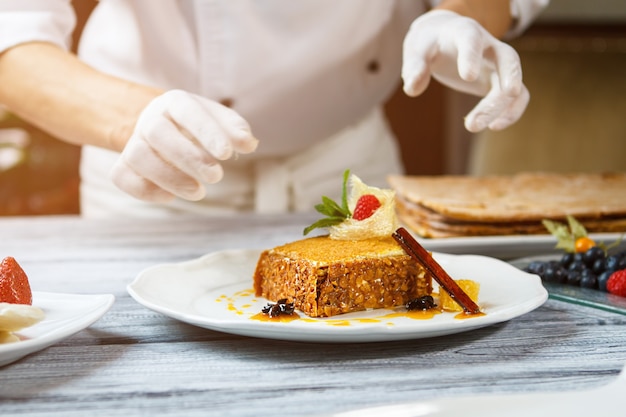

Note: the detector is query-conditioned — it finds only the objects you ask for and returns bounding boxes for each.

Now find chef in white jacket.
[0,0,548,217]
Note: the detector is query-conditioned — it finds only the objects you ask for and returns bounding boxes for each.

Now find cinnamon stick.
[392,227,481,315]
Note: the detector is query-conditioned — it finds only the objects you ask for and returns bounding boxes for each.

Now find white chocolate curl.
[0,303,45,343]
[329,175,398,240]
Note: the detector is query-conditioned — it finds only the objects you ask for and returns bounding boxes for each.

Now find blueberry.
[560,253,575,268]
[566,270,582,286]
[542,266,555,281]
[583,246,605,267]
[544,264,567,283]
[592,258,606,275]
[580,270,598,289]
[574,252,585,263]
[525,261,546,276]
[568,260,586,272]
[605,255,621,272]
[598,270,613,292]
[553,267,567,284]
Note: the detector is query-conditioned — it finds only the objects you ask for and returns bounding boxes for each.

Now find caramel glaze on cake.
[253,236,432,318]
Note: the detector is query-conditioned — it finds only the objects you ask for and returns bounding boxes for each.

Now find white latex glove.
[402,10,529,132]
[111,90,258,202]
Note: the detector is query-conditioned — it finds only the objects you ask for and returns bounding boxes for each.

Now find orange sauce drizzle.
[324,320,351,327]
[250,312,300,322]
[218,289,483,326]
[454,311,486,320]
[382,309,442,320]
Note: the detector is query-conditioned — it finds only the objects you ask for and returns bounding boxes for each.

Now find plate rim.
[417,232,626,259]
[0,292,115,365]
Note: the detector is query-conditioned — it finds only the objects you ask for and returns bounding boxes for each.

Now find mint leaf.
[303,217,346,236]
[303,169,352,235]
[341,169,350,214]
[315,196,349,218]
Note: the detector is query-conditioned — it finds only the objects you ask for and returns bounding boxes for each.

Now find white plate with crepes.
[417,232,626,260]
[0,292,115,367]
[127,249,548,343]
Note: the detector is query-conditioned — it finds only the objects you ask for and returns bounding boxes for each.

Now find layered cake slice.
[253,235,432,318]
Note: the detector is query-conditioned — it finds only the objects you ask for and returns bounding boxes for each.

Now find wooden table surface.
[1,214,625,417]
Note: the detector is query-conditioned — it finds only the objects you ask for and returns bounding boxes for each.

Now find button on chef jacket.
[0,0,547,217]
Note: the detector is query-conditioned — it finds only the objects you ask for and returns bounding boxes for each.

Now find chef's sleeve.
[0,0,76,54]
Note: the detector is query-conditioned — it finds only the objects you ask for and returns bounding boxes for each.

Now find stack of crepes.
[387,172,626,238]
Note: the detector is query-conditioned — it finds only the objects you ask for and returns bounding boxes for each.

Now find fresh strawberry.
[352,194,381,221]
[0,257,33,305]
[607,269,626,298]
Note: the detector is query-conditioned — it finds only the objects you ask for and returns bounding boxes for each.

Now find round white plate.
[127,249,548,343]
[0,292,115,367]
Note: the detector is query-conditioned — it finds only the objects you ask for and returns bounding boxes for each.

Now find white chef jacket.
[0,0,548,217]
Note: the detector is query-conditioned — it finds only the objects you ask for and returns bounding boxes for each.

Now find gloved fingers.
[452,20,486,83]
[464,76,529,132]
[111,159,175,203]
[165,91,258,159]
[402,53,432,97]
[141,115,224,184]
[200,99,259,154]
[487,84,529,130]
[402,9,530,133]
[162,91,233,160]
[401,28,437,97]
[121,135,208,201]
[492,42,524,96]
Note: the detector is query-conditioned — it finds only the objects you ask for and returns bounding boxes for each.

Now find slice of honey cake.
[253,236,431,318]
[253,170,432,318]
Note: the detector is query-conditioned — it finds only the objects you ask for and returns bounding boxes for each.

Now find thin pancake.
[396,196,626,238]
[388,172,626,238]
[388,172,626,223]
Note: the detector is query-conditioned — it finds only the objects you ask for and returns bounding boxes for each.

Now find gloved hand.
[111,90,258,202]
[402,10,529,132]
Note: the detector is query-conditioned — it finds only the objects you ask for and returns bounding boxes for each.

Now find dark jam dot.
[406,295,436,311]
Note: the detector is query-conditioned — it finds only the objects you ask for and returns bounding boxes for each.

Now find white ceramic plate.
[417,232,625,260]
[0,292,115,367]
[127,249,548,343]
